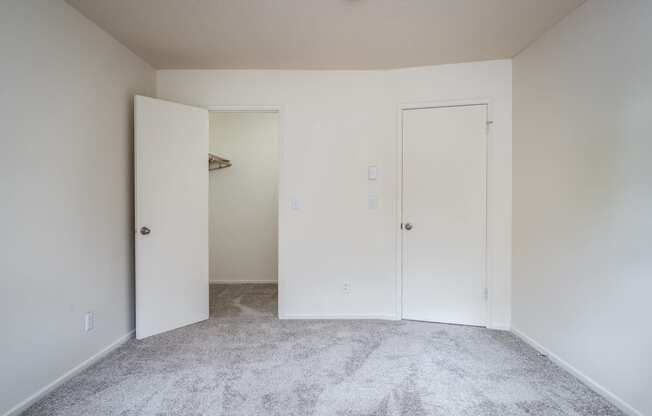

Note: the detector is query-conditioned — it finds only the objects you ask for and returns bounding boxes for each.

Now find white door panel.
[135,96,209,339]
[402,105,487,326]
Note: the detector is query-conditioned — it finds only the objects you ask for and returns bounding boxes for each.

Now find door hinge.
[400,223,403,230]
[484,288,489,301]
[486,120,493,133]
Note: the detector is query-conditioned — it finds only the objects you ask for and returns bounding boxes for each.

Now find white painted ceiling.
[65,0,584,69]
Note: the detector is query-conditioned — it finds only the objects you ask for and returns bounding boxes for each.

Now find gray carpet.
[24,284,623,416]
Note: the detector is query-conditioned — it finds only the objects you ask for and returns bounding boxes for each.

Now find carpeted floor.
[24,284,623,416]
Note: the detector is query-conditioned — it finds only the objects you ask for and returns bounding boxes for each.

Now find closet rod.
[208,153,232,171]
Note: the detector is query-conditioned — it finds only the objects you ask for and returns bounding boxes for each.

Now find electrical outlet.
[84,312,94,332]
[343,282,351,294]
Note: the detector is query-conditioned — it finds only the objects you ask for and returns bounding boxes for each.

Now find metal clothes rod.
[208,153,232,170]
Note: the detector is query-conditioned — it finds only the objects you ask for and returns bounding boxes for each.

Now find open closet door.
[134,96,208,339]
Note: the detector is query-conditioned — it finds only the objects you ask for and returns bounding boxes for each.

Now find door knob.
[404,223,413,231]
[140,226,151,235]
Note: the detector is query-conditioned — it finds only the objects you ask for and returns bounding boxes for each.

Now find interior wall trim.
[511,327,643,416]
[279,314,398,321]
[209,279,278,284]
[3,330,135,416]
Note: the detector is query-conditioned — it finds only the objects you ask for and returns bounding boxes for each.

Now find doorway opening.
[208,110,280,318]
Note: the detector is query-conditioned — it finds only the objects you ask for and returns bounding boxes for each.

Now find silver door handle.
[140,226,151,235]
[404,223,413,231]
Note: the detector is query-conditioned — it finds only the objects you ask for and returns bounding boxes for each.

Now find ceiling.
[65,0,585,70]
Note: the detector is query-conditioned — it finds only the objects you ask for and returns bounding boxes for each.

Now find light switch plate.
[84,311,94,332]
[368,194,379,210]
[367,165,378,181]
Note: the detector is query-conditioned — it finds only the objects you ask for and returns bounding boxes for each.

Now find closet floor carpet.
[24,284,623,416]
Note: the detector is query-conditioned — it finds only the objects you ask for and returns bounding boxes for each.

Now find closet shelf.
[208,153,232,171]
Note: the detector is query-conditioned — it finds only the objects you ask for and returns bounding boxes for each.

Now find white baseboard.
[279,314,396,320]
[3,330,135,416]
[487,323,511,331]
[210,279,277,284]
[511,327,643,416]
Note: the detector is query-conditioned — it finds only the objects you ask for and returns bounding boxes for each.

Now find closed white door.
[402,105,487,326]
[134,96,209,339]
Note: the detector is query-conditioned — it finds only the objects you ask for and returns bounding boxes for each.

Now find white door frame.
[205,105,284,313]
[395,98,494,324]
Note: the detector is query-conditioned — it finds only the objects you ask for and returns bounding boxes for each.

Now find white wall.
[0,1,155,414]
[512,1,652,415]
[157,60,512,326]
[209,112,278,283]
